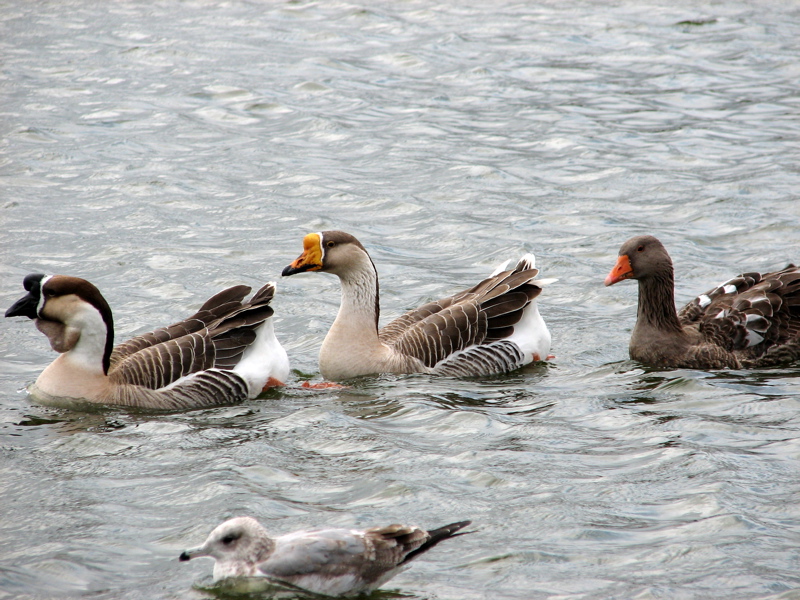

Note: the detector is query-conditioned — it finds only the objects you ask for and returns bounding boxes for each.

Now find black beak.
[179,551,191,562]
[282,263,316,277]
[5,292,39,319]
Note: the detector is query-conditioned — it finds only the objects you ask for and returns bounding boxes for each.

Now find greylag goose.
[179,516,471,596]
[5,274,289,409]
[605,235,800,369]
[281,231,554,380]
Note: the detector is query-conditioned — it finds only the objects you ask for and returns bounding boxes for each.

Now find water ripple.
[2,1,800,599]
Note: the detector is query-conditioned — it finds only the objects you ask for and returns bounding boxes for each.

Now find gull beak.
[179,546,206,562]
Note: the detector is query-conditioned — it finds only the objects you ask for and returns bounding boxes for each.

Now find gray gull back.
[179,516,471,597]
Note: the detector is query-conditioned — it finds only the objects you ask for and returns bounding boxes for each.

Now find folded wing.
[108,284,276,390]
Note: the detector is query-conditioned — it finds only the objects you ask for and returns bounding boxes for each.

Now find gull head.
[180,517,275,580]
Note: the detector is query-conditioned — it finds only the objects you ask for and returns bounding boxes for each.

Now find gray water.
[2,1,800,598]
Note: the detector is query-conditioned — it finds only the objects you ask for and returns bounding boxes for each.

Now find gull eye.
[636,245,644,252]
[326,241,335,248]
[221,535,236,545]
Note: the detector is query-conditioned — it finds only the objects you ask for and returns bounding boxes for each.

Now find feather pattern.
[385,266,543,370]
[109,285,252,364]
[5,275,289,410]
[108,369,251,411]
[179,516,471,597]
[282,231,553,380]
[606,235,800,369]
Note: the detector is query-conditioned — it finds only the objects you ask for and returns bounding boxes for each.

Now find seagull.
[179,517,471,597]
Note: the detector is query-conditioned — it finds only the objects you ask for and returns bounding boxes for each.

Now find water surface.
[2,1,800,599]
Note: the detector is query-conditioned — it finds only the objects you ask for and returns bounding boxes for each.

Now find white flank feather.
[506,295,551,362]
[234,317,290,394]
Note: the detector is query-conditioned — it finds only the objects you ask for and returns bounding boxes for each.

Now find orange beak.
[282,233,324,277]
[604,254,633,286]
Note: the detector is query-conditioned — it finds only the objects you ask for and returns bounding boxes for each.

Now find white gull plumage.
[179,516,471,597]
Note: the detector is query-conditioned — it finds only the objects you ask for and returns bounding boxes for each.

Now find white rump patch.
[723,284,737,294]
[233,317,290,395]
[507,298,551,362]
[697,294,712,308]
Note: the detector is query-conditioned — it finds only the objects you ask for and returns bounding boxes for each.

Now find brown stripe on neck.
[45,276,115,374]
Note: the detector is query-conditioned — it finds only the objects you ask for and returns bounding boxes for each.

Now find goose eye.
[326,241,335,248]
[221,535,236,545]
[636,246,644,252]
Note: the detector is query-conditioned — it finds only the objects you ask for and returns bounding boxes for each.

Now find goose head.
[6,274,115,374]
[282,231,374,279]
[605,235,673,286]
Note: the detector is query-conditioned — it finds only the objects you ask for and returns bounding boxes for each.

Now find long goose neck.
[335,257,380,337]
[637,270,682,333]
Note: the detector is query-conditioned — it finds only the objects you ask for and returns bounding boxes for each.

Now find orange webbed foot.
[261,377,286,392]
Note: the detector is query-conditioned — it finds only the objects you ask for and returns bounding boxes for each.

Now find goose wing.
[108,283,276,390]
[380,267,542,369]
[679,265,800,356]
[110,285,252,365]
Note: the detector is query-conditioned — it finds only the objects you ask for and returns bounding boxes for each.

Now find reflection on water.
[2,0,800,599]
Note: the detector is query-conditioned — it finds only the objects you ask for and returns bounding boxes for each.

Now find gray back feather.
[259,521,469,588]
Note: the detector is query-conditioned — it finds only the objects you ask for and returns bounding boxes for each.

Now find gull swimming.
[179,516,471,597]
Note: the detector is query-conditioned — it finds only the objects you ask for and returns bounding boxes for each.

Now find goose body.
[5,274,289,410]
[282,231,554,380]
[179,516,471,597]
[605,235,800,369]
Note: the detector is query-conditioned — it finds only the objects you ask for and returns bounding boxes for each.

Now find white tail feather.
[233,283,290,394]
[489,253,538,277]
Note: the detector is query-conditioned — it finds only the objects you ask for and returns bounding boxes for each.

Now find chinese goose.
[605,235,800,369]
[282,231,554,380]
[179,516,471,596]
[5,274,289,409]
